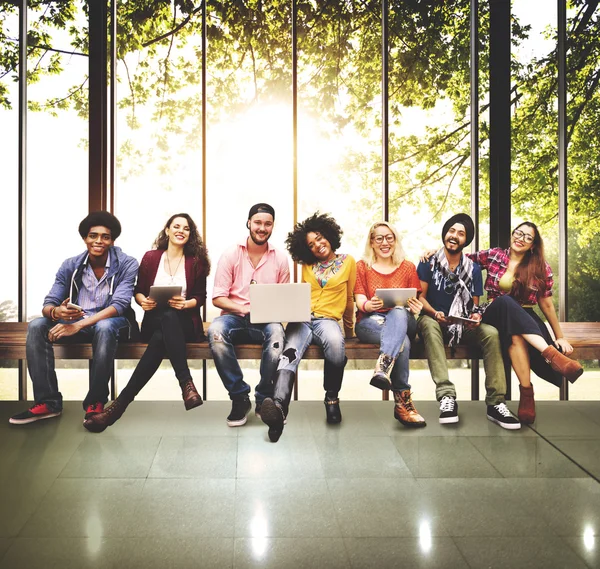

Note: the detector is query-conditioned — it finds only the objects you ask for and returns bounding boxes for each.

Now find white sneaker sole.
[487,415,521,430]
[9,411,62,425]
[226,416,248,427]
[439,416,459,424]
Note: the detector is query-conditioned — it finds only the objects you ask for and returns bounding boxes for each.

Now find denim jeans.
[26,316,130,412]
[278,317,346,393]
[355,307,411,391]
[417,314,506,405]
[119,308,195,403]
[208,314,285,403]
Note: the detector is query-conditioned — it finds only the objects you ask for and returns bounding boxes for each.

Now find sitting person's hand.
[555,337,574,355]
[419,249,436,263]
[406,297,423,316]
[168,295,187,311]
[140,296,157,312]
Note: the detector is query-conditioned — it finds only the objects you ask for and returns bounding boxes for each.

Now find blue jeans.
[279,317,346,392]
[26,316,130,412]
[355,307,411,391]
[208,314,285,403]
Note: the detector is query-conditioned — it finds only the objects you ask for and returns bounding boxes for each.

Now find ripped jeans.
[278,317,346,393]
[208,314,285,404]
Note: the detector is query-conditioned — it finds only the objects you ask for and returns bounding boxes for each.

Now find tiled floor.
[0,400,599,568]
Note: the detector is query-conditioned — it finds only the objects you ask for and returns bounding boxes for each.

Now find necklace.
[166,253,184,284]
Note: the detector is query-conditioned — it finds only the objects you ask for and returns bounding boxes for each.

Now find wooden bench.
[1,321,599,400]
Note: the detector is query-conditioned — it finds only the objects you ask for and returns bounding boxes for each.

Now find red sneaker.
[9,403,62,425]
[85,402,105,420]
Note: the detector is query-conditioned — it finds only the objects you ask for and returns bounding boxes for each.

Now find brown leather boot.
[393,390,426,428]
[541,346,584,383]
[83,398,129,433]
[181,379,203,410]
[518,384,536,424]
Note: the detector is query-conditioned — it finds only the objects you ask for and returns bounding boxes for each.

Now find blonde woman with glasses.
[354,221,426,427]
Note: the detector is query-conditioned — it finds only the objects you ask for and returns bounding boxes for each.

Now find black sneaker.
[9,403,62,425]
[487,403,521,430]
[226,396,251,427]
[439,396,459,424]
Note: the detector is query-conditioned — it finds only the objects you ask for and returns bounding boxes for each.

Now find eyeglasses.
[444,272,459,295]
[512,229,534,244]
[372,234,395,245]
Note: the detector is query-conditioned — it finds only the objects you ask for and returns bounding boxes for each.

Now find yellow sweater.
[302,255,357,336]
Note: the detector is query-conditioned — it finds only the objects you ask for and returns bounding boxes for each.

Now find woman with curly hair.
[84,213,211,433]
[260,212,356,442]
[355,221,426,427]
[468,222,583,423]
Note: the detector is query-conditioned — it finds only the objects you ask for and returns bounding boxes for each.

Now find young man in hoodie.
[10,211,139,425]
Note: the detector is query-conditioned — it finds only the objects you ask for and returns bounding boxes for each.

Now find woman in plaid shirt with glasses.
[468,222,583,423]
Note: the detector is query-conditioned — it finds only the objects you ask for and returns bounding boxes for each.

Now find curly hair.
[285,212,343,265]
[153,213,211,274]
[78,211,122,240]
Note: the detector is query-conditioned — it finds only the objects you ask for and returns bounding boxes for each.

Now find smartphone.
[67,302,83,311]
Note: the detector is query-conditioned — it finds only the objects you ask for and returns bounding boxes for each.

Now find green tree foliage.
[1,0,598,319]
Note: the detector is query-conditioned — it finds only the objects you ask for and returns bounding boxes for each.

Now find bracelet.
[50,307,59,321]
[360,299,369,313]
[433,311,441,321]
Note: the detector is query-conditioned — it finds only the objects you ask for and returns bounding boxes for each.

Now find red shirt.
[467,248,553,306]
[354,259,421,322]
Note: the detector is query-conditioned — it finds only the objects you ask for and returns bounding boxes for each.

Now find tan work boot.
[393,390,426,428]
[541,346,583,383]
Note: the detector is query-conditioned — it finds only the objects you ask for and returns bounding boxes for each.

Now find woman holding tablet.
[84,213,210,433]
[467,222,583,423]
[354,221,426,427]
[260,212,356,442]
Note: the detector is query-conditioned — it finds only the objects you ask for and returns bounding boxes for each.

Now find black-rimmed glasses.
[372,234,395,245]
[512,229,534,243]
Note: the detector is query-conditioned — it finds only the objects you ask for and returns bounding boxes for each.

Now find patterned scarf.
[430,248,474,347]
[313,254,347,288]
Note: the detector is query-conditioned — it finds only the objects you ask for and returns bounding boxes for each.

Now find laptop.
[249,283,311,323]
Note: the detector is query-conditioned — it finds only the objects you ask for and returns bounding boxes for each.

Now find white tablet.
[375,288,417,308]
[447,315,478,325]
[148,285,182,307]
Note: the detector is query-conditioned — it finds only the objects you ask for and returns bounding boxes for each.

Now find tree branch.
[141,5,202,48]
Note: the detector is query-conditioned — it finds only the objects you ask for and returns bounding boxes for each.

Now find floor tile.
[131,478,236,537]
[343,537,469,569]
[563,535,600,569]
[315,435,412,478]
[454,536,588,569]
[0,538,13,561]
[0,476,56,537]
[238,404,313,439]
[392,436,502,478]
[0,537,128,569]
[417,479,556,537]
[59,435,161,478]
[327,478,447,538]
[90,401,170,436]
[160,401,240,437]
[148,436,238,478]
[234,479,341,538]
[505,479,600,537]
[237,437,325,479]
[468,436,587,478]
[19,478,145,538]
[530,403,600,438]
[234,538,348,568]
[545,438,600,480]
[305,402,388,438]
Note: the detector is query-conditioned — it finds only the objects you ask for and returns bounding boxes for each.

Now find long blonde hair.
[362,221,406,268]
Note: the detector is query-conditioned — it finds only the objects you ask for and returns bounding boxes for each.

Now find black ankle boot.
[324,391,342,424]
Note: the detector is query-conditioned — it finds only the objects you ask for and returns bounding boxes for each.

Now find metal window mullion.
[202,0,208,400]
[18,0,28,400]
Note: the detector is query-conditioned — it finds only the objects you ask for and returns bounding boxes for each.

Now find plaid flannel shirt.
[466,248,553,306]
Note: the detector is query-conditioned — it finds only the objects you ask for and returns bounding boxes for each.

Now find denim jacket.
[43,246,139,317]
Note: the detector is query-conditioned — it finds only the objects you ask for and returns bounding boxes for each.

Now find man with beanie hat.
[416,213,520,429]
[208,203,290,427]
[10,211,139,426]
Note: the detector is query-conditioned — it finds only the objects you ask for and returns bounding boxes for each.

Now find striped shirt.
[78,256,112,316]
